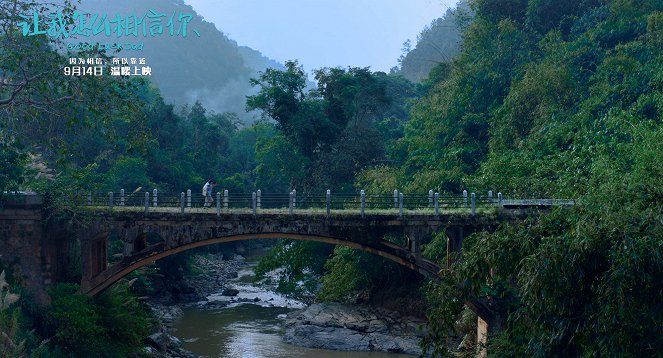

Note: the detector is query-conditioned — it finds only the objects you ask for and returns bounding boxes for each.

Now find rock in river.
[221,288,240,296]
[284,302,426,355]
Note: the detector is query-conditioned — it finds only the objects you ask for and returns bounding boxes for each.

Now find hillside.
[75,0,285,122]
[363,1,663,355]
[395,1,469,82]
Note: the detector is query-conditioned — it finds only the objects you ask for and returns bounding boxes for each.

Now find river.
[171,257,415,358]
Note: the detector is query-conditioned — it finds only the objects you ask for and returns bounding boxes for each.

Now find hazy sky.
[184,0,461,73]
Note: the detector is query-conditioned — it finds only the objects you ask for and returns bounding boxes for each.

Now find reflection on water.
[173,304,414,358]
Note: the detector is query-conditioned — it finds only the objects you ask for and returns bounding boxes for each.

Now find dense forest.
[389,0,662,356]
[1,0,662,357]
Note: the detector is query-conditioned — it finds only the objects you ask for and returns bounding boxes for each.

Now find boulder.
[221,288,239,296]
[146,332,170,352]
[284,303,426,355]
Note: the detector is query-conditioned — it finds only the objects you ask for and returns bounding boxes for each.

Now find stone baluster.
[252,192,257,216]
[257,189,261,209]
[223,190,229,210]
[471,192,476,215]
[360,190,366,218]
[326,189,331,217]
[289,191,294,215]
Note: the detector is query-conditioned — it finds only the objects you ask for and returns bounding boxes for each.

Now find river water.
[171,260,415,358]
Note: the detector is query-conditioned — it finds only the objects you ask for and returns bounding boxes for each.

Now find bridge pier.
[406,229,425,263]
[476,307,504,357]
[478,317,488,357]
[80,234,108,292]
[445,226,465,252]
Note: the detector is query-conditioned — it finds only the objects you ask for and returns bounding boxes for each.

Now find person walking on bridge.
[202,179,211,208]
[203,180,217,208]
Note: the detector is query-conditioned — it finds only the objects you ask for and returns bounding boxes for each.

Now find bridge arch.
[83,232,441,296]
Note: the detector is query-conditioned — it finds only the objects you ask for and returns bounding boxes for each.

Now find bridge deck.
[82,206,499,216]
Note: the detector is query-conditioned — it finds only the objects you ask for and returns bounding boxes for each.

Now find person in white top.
[202,179,211,208]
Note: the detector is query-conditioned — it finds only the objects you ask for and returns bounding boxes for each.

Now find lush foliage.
[254,241,334,300]
[45,282,153,357]
[356,0,663,356]
[0,139,25,195]
[1,270,153,357]
[317,245,424,314]
[0,0,285,195]
[0,270,41,358]
[247,60,416,192]
[255,234,425,316]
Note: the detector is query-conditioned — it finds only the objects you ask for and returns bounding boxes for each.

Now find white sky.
[184,0,461,73]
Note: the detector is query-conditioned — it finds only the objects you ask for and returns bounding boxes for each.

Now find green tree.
[46,283,153,357]
[246,60,308,137]
[248,63,414,191]
[104,156,152,192]
[255,241,334,300]
[0,139,25,195]
[255,134,309,191]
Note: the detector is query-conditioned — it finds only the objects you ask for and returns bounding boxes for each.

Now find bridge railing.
[57,189,573,217]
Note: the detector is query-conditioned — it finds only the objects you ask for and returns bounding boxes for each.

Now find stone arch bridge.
[79,210,498,296]
[0,192,572,346]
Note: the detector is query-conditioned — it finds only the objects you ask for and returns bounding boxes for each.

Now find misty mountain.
[74,0,285,123]
[395,1,470,83]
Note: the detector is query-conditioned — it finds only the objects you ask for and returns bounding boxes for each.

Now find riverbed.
[173,304,413,358]
[170,256,416,358]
